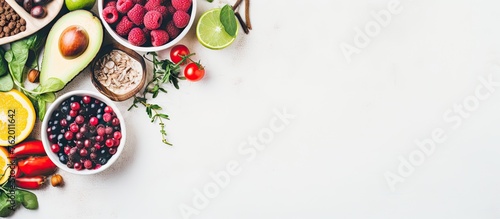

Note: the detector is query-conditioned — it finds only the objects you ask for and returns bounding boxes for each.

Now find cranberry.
[70,102,80,111]
[50,144,60,153]
[75,140,83,148]
[64,131,73,140]
[69,110,78,117]
[90,152,97,160]
[74,162,83,170]
[79,148,88,157]
[84,160,93,169]
[97,127,105,136]
[112,118,120,126]
[114,139,120,147]
[75,133,83,140]
[103,113,112,122]
[69,123,79,133]
[60,119,68,127]
[109,147,117,155]
[105,126,113,135]
[64,146,71,155]
[95,135,103,142]
[82,96,92,104]
[80,126,87,133]
[104,106,113,113]
[105,139,114,147]
[84,139,92,148]
[89,117,99,126]
[95,164,102,169]
[75,115,85,124]
[113,131,122,140]
[46,127,52,134]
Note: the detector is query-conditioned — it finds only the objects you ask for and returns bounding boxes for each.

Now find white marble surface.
[13,0,500,218]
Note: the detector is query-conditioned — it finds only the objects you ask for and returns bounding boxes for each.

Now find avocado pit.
[58,25,89,59]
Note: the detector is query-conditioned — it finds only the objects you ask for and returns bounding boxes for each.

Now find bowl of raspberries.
[98,0,196,51]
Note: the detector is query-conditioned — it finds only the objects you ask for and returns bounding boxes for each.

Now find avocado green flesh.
[40,10,103,87]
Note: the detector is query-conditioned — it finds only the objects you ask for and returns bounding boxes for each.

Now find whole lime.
[65,0,96,11]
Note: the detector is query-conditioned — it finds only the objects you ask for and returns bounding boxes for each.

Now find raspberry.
[153,6,168,20]
[102,6,119,24]
[171,0,191,12]
[116,0,134,13]
[165,20,180,39]
[115,16,135,37]
[105,0,117,7]
[127,4,147,25]
[150,30,169,47]
[131,0,145,5]
[144,0,161,11]
[143,11,163,30]
[128,27,146,46]
[173,10,189,28]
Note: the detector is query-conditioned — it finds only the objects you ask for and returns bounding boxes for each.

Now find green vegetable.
[129,52,184,145]
[15,190,38,210]
[0,74,13,92]
[0,48,7,77]
[0,193,16,217]
[220,5,237,37]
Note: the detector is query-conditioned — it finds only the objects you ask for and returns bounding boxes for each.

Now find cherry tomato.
[184,63,205,82]
[170,44,190,65]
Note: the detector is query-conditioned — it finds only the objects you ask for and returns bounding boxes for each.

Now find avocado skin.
[40,10,103,90]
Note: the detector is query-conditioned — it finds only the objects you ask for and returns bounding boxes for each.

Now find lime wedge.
[196,8,238,50]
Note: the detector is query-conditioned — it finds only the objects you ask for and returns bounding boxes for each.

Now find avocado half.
[39,10,103,88]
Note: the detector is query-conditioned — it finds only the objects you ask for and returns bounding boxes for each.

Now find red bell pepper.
[10,140,46,159]
[15,176,45,190]
[18,156,57,177]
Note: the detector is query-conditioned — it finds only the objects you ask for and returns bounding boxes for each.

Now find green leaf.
[220,5,237,37]
[0,47,7,77]
[39,78,65,93]
[38,92,55,102]
[158,114,169,119]
[0,193,15,217]
[0,74,13,92]
[150,104,162,110]
[37,98,46,121]
[16,190,38,210]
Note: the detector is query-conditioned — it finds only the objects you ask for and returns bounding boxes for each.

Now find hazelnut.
[27,69,40,83]
[50,174,63,187]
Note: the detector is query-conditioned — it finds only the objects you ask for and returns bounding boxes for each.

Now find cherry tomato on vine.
[184,63,205,82]
[170,45,190,65]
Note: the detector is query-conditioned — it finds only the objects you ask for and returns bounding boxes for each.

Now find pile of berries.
[46,95,122,171]
[102,0,192,47]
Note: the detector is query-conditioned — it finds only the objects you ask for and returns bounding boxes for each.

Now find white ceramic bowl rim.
[41,90,127,175]
[97,0,197,52]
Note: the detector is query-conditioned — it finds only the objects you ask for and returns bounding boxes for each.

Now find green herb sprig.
[128,52,185,145]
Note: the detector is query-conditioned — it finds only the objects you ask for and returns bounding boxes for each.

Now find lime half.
[196,8,238,50]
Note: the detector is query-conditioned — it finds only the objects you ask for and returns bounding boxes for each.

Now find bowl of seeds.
[90,42,146,101]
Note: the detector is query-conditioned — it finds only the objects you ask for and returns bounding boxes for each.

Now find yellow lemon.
[0,89,36,146]
[0,147,10,184]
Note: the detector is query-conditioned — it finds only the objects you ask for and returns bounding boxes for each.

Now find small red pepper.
[10,140,46,159]
[15,176,45,190]
[18,156,57,177]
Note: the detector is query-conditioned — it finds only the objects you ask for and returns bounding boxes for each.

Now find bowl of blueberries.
[41,90,126,175]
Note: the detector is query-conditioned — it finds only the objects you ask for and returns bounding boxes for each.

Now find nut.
[50,174,63,187]
[27,69,40,83]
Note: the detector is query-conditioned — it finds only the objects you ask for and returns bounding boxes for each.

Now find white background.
[15,0,500,218]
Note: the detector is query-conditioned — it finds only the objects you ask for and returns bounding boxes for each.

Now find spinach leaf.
[7,40,29,82]
[0,74,13,92]
[16,190,38,210]
[0,192,16,217]
[220,5,237,37]
[0,48,7,77]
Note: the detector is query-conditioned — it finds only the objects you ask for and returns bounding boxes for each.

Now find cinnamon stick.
[235,12,249,34]
[232,0,243,10]
[245,0,252,29]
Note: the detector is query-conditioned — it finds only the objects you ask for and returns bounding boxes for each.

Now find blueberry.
[61,106,69,114]
[59,155,68,164]
[98,157,107,165]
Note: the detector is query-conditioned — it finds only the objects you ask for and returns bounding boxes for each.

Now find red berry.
[103,113,112,122]
[173,10,190,28]
[109,147,117,155]
[104,106,114,113]
[70,123,79,133]
[95,135,104,142]
[113,131,122,140]
[84,139,92,148]
[60,119,68,127]
[94,143,102,150]
[64,146,71,155]
[89,117,99,126]
[97,127,105,136]
[75,115,85,124]
[172,0,192,12]
[115,16,135,37]
[84,160,93,169]
[69,110,78,117]
[112,118,120,126]
[116,0,134,13]
[105,139,114,147]
[79,148,88,157]
[82,96,92,104]
[51,144,60,153]
[102,6,119,24]
[127,4,146,26]
[143,11,162,30]
[64,131,73,140]
[70,102,80,111]
[150,29,169,47]
[74,162,83,170]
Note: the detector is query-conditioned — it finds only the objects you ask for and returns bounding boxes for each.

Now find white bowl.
[41,90,126,175]
[97,0,197,52]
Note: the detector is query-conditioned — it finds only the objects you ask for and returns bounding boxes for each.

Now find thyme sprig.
[128,52,185,145]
